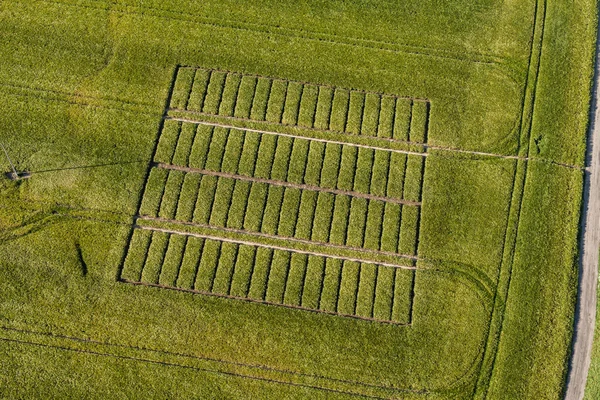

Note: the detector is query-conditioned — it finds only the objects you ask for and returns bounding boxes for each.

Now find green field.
[0,0,596,398]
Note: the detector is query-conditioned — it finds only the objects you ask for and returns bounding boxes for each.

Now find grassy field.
[0,0,596,398]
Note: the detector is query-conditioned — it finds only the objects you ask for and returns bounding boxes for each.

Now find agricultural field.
[0,0,596,399]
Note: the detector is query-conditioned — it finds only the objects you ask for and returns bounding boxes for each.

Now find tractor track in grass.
[564,19,600,400]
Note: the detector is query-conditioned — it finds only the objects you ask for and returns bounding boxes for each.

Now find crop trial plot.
[119,66,430,324]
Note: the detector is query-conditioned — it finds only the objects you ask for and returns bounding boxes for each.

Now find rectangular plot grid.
[119,66,430,325]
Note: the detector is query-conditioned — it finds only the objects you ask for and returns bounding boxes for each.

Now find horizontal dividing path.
[121,225,415,325]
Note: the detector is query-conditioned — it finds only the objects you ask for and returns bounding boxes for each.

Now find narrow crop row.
[169,67,430,143]
[153,121,425,202]
[121,229,414,324]
[139,167,422,256]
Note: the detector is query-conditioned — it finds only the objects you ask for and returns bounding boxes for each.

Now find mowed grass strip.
[377,96,396,139]
[345,91,366,135]
[250,77,271,121]
[329,88,350,132]
[361,93,381,137]
[319,258,343,312]
[409,101,429,143]
[372,266,395,320]
[313,86,334,130]
[202,70,227,115]
[393,99,412,141]
[170,67,195,110]
[194,239,222,292]
[391,269,414,323]
[264,249,291,303]
[158,170,185,220]
[281,81,303,125]
[121,229,152,281]
[229,245,257,298]
[141,231,170,284]
[139,168,168,217]
[234,76,258,119]
[218,73,242,117]
[265,79,288,123]
[188,125,213,169]
[337,261,360,315]
[186,69,211,112]
[192,175,218,224]
[283,253,308,306]
[243,182,269,231]
[297,84,319,128]
[301,255,326,309]
[158,234,187,287]
[175,173,202,222]
[226,180,252,229]
[355,263,377,318]
[211,242,239,295]
[176,236,204,290]
[247,247,273,300]
[154,120,181,164]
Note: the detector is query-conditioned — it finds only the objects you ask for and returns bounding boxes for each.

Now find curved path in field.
[564,27,600,400]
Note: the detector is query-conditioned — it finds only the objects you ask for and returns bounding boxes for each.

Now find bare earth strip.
[564,28,600,400]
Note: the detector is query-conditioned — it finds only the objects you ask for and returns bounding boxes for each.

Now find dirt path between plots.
[564,32,600,400]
